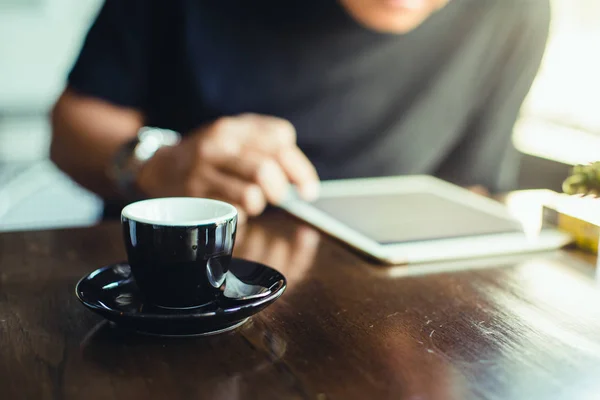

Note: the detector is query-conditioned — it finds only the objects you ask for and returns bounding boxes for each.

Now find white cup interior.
[122,197,237,226]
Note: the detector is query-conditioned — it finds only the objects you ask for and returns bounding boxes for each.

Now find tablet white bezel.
[279,175,572,264]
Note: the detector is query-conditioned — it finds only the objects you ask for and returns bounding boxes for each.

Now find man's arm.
[50,0,150,200]
[51,89,319,220]
[50,88,143,200]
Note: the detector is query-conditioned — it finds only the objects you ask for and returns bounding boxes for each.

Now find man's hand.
[136,113,320,222]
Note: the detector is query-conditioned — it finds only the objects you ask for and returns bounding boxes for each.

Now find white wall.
[0,0,102,112]
[0,0,104,231]
[514,0,600,165]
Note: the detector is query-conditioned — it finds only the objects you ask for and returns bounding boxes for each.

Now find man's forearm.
[50,88,143,200]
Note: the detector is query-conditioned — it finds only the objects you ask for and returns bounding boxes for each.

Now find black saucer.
[75,258,286,337]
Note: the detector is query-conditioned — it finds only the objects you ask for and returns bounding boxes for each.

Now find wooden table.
[2,191,600,400]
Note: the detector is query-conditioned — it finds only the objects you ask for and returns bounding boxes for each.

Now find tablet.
[279,175,572,264]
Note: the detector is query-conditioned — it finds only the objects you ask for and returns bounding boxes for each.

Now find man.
[50,0,551,222]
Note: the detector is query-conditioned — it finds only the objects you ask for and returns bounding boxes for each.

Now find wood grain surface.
[1,192,599,400]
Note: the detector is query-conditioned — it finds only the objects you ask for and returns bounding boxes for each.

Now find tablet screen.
[310,192,523,244]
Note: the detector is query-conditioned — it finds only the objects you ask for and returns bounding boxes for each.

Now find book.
[543,194,600,255]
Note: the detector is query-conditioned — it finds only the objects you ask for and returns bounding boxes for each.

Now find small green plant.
[562,162,600,196]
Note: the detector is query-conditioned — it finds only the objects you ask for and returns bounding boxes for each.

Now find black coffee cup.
[121,197,238,308]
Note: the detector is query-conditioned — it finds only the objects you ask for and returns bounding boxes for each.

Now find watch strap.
[109,127,181,202]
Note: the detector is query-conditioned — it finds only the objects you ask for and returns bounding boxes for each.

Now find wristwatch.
[109,127,181,201]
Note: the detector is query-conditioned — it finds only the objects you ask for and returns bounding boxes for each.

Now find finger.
[277,146,320,201]
[215,152,290,205]
[197,115,296,160]
[201,166,267,216]
[239,113,297,150]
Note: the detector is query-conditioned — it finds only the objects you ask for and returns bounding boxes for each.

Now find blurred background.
[0,0,599,232]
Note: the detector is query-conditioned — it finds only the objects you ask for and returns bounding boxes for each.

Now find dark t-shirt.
[68,0,550,203]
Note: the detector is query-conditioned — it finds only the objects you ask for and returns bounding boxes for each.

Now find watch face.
[135,128,181,161]
[139,127,181,145]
